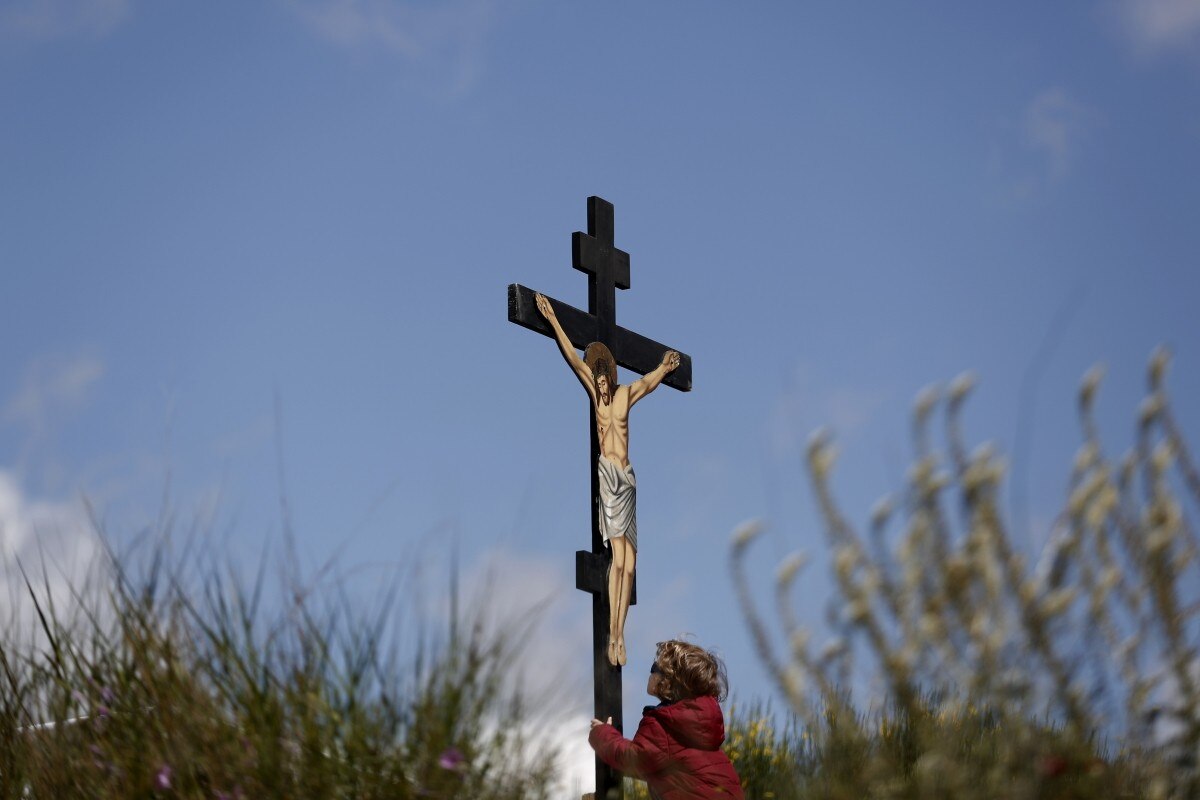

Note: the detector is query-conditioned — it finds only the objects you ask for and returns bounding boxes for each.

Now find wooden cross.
[508,196,692,800]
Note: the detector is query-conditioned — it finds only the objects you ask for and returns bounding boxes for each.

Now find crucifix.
[507,196,692,800]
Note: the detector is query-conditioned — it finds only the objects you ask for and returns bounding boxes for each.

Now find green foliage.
[0,542,556,799]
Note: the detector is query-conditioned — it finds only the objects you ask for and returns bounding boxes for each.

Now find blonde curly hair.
[652,640,728,702]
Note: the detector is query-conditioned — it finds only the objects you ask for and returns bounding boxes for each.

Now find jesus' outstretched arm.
[627,350,680,407]
[535,293,597,405]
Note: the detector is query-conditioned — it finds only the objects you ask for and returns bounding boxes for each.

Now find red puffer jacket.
[589,695,744,799]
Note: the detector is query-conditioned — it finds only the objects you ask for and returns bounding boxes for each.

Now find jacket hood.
[646,695,726,751]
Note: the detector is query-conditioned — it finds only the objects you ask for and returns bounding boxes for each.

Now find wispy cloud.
[3,352,104,439]
[457,546,699,794]
[285,0,496,93]
[989,87,1096,201]
[1022,88,1094,182]
[0,0,131,41]
[1109,0,1200,57]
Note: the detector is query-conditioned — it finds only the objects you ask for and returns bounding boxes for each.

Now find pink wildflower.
[438,747,466,771]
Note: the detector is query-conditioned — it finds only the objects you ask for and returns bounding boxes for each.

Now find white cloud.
[458,548,590,701]
[989,88,1096,201]
[458,548,595,791]
[457,548,701,795]
[0,0,131,41]
[1110,0,1200,57]
[1022,88,1094,183]
[3,352,105,438]
[285,0,495,93]
[0,470,107,644]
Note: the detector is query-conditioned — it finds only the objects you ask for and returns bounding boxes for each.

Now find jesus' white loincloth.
[597,455,637,552]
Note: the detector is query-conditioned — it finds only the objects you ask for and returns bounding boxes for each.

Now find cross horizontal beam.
[507,284,692,392]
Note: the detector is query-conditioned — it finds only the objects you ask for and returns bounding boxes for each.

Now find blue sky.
[2,0,1199,781]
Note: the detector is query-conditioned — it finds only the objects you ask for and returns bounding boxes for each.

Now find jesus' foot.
[607,636,619,667]
[617,637,627,666]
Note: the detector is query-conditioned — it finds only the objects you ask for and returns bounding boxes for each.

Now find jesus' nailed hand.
[534,292,680,667]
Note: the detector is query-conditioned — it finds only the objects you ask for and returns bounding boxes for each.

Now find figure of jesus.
[535,293,681,667]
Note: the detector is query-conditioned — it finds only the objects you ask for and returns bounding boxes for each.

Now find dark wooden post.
[507,197,691,800]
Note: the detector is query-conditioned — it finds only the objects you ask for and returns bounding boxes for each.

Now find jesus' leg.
[614,538,636,666]
[607,539,628,666]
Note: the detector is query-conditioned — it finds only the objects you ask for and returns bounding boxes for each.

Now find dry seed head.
[988,457,1008,482]
[790,629,811,656]
[819,638,845,662]
[834,546,858,582]
[732,519,764,551]
[807,430,838,477]
[1018,579,1038,606]
[1097,567,1120,597]
[1150,440,1175,475]
[1079,364,1106,409]
[782,665,808,700]
[776,552,809,586]
[945,556,970,596]
[806,427,830,456]
[1160,496,1182,529]
[885,650,912,675]
[907,456,937,487]
[948,371,976,404]
[1096,482,1117,515]
[1146,525,1175,555]
[970,441,997,465]
[1074,442,1099,473]
[1148,345,1170,389]
[860,567,882,595]
[982,557,1002,597]
[1041,588,1076,618]
[870,495,893,528]
[1085,496,1109,529]
[914,384,940,420]
[1139,394,1163,427]
[846,599,870,624]
[963,460,990,493]
[929,470,951,492]
[1068,484,1089,518]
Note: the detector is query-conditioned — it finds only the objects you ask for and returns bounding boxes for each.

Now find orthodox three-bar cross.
[507,196,692,800]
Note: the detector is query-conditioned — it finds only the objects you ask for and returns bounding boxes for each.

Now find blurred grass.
[729,348,1199,799]
[5,347,1198,799]
[0,536,558,799]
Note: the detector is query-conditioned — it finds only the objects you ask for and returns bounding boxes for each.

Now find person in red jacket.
[588,640,744,799]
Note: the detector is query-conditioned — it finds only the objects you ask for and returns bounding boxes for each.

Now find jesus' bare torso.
[595,381,631,467]
[534,292,679,666]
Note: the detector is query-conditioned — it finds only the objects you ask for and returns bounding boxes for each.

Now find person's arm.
[536,293,597,405]
[588,716,671,779]
[627,350,680,408]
